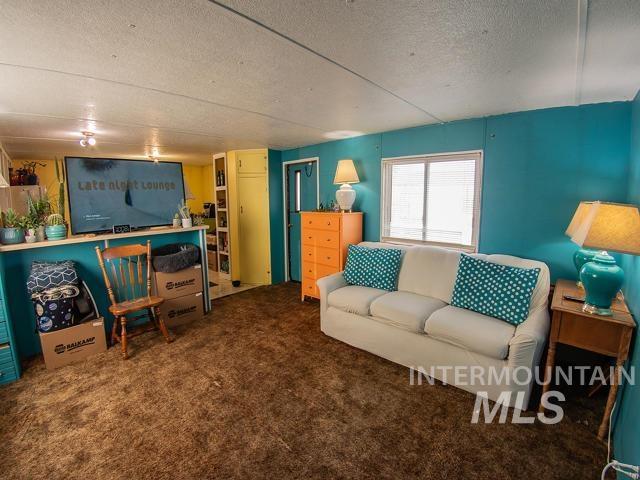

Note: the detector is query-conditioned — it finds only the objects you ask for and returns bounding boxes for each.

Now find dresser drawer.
[302,245,341,269]
[0,321,8,344]
[0,344,13,365]
[0,363,18,385]
[302,229,340,249]
[301,278,319,298]
[303,214,340,232]
[301,261,339,280]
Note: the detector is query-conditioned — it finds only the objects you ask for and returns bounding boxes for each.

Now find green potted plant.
[23,213,38,244]
[1,208,26,244]
[172,213,181,228]
[27,192,51,242]
[45,213,67,240]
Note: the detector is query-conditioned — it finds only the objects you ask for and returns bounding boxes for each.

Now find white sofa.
[316,242,550,409]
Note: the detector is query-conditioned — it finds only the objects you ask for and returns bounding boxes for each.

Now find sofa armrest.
[508,306,550,369]
[316,272,347,318]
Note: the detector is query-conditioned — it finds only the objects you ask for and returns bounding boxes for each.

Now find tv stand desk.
[0,226,210,385]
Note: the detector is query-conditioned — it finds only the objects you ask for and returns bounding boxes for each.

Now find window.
[381,151,483,251]
[294,170,301,212]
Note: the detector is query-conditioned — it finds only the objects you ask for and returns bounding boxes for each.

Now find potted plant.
[172,213,181,228]
[21,161,47,185]
[24,214,38,243]
[45,213,67,240]
[1,209,26,244]
[178,201,192,228]
[27,192,51,241]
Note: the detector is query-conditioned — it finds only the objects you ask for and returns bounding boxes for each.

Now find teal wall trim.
[613,90,640,469]
[275,101,631,282]
[268,149,285,283]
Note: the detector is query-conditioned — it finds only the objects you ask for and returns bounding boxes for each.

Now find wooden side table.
[539,279,635,440]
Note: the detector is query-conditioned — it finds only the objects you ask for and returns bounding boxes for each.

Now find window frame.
[380,150,484,252]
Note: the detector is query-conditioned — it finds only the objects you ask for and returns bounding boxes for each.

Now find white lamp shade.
[333,159,360,184]
[569,201,640,255]
[0,173,9,188]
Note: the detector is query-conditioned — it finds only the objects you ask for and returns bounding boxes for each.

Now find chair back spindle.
[95,241,153,306]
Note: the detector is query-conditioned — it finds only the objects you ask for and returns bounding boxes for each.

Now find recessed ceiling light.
[324,130,364,140]
[129,23,136,28]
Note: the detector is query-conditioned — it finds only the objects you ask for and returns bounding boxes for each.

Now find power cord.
[602,461,640,479]
[601,401,640,479]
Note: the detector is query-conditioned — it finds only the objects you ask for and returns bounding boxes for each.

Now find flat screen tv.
[65,157,185,235]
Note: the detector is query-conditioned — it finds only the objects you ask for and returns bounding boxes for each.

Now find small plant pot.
[0,227,25,245]
[45,224,67,241]
[25,229,37,244]
[172,218,181,228]
[181,218,193,228]
[35,226,46,242]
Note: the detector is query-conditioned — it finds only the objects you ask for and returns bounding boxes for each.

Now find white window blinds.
[381,151,483,251]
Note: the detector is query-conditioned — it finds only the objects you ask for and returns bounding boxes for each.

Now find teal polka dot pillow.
[343,245,402,291]
[451,254,540,325]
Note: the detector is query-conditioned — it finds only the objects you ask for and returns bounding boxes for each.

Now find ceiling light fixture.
[323,130,364,140]
[79,131,96,147]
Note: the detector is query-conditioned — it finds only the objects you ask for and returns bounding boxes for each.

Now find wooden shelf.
[214,152,232,282]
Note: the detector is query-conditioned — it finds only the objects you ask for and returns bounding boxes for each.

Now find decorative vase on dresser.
[300,212,363,301]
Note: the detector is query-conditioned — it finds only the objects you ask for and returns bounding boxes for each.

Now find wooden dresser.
[300,212,363,301]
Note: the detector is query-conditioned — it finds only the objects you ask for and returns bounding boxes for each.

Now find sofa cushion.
[370,291,446,332]
[397,245,484,303]
[327,285,387,316]
[451,254,540,326]
[343,245,403,291]
[424,305,516,359]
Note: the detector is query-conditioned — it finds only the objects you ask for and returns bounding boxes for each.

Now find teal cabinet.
[0,226,210,386]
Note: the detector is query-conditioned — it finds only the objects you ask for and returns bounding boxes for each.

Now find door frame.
[282,157,320,282]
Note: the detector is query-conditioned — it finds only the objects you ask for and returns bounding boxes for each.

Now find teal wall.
[268,149,285,283]
[270,102,631,283]
[614,90,640,468]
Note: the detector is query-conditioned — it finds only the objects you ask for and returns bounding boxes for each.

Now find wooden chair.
[95,240,172,359]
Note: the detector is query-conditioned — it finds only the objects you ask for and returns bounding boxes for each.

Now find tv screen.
[65,157,185,235]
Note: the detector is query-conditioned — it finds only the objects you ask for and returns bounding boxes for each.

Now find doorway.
[283,158,319,282]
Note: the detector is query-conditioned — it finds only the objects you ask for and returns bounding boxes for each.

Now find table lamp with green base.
[567,201,640,316]
[565,201,599,287]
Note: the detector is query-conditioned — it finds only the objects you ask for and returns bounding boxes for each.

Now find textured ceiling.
[0,0,638,165]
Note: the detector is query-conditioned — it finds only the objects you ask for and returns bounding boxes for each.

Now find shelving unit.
[213,152,231,280]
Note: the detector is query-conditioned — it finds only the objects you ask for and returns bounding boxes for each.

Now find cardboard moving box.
[39,318,107,370]
[160,292,204,328]
[154,264,203,300]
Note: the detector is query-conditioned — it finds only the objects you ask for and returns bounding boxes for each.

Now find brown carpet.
[0,283,608,479]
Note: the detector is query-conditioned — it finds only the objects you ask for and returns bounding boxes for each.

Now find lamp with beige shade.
[565,201,599,284]
[567,201,640,315]
[333,159,360,212]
